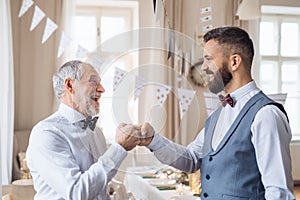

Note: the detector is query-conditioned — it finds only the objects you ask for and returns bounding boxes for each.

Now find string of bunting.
[197,0,213,41]
[18,0,94,61]
[113,67,195,120]
[153,0,214,78]
[19,0,204,119]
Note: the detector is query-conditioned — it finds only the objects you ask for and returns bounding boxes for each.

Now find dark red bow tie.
[218,94,234,107]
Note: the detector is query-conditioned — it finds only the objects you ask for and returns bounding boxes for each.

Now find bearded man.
[27,60,141,200]
[138,26,295,200]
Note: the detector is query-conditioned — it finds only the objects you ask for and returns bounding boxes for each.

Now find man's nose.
[97,83,105,93]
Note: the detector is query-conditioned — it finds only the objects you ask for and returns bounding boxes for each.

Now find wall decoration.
[30,5,45,31]
[177,88,195,119]
[75,45,89,59]
[57,32,72,58]
[113,67,127,91]
[18,0,34,17]
[155,84,171,106]
[41,18,57,44]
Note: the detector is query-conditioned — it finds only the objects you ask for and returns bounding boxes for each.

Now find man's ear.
[230,54,242,71]
[64,78,74,93]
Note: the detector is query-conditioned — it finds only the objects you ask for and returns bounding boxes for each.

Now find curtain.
[11,0,63,131]
[0,0,15,185]
[52,0,77,111]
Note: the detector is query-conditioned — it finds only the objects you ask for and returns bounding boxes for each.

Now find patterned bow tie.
[74,116,99,131]
[218,94,234,107]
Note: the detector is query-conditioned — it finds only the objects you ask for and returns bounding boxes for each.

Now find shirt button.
[206,174,210,180]
[209,156,213,161]
[203,192,208,198]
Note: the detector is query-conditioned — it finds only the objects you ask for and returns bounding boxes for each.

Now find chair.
[1,182,35,200]
[108,179,136,200]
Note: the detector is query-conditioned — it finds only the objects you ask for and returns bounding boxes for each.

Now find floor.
[295,185,300,199]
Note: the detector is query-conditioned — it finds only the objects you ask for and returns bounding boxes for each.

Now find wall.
[11,0,62,131]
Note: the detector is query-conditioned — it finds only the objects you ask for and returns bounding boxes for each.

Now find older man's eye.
[89,80,98,85]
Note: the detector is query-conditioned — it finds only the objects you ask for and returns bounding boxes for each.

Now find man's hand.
[139,122,155,146]
[115,123,141,151]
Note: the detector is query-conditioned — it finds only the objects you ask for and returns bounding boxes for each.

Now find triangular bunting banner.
[30,6,46,31]
[113,67,127,91]
[134,76,148,101]
[18,0,34,18]
[177,88,195,119]
[57,32,72,57]
[200,15,212,23]
[42,18,58,44]
[200,6,212,14]
[155,83,171,106]
[89,54,105,71]
[202,24,213,33]
[75,45,89,59]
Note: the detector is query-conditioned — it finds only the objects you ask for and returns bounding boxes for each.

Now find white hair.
[52,60,87,99]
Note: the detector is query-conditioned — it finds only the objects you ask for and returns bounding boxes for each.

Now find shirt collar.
[230,81,259,102]
[58,103,86,124]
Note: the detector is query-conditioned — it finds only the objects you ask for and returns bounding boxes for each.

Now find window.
[259,6,300,139]
[73,1,139,140]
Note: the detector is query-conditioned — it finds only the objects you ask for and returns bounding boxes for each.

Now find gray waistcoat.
[200,91,287,200]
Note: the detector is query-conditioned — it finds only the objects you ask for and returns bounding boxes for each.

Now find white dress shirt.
[148,81,295,200]
[26,103,127,200]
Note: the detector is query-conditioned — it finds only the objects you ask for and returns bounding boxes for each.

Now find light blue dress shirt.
[148,81,295,200]
[26,103,127,200]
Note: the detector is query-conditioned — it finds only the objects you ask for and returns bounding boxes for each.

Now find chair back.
[108,179,136,200]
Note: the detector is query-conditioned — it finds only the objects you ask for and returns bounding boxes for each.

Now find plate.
[171,196,201,200]
[148,179,176,187]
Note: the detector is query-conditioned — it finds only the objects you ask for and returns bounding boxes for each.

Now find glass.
[281,63,299,92]
[284,92,300,139]
[260,21,278,55]
[281,23,299,56]
[188,169,201,196]
[260,61,278,93]
[73,16,97,51]
[101,16,126,44]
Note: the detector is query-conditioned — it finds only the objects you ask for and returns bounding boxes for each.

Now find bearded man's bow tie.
[74,116,99,131]
[218,94,234,107]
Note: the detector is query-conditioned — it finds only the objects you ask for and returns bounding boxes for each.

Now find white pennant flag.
[113,67,127,91]
[202,24,213,33]
[200,15,212,23]
[75,45,89,59]
[200,6,212,14]
[177,88,195,119]
[57,32,72,57]
[134,76,148,100]
[89,54,105,71]
[155,83,171,107]
[18,0,34,18]
[30,6,45,31]
[42,18,58,44]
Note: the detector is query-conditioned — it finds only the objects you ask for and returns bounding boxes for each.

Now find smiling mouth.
[91,96,100,102]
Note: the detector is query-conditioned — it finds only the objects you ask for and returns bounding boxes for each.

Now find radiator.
[291,141,300,182]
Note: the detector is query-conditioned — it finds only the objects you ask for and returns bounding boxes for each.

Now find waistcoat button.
[206,174,210,180]
[203,192,208,198]
[209,156,213,161]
